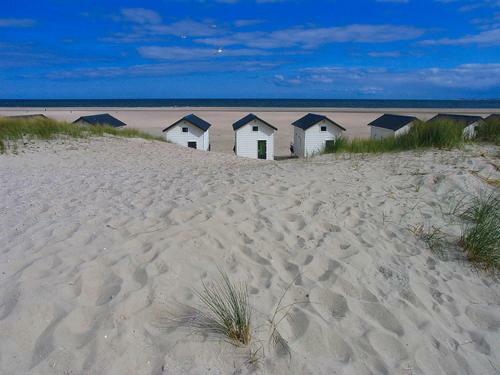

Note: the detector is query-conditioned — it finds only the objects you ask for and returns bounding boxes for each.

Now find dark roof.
[232,113,277,131]
[5,114,48,120]
[73,114,126,127]
[292,113,346,131]
[162,114,211,132]
[485,114,500,122]
[428,114,483,126]
[367,114,418,131]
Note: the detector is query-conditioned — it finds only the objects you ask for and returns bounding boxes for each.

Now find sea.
[0,99,499,109]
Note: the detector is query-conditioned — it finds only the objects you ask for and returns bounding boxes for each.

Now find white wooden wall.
[303,120,343,157]
[235,119,275,160]
[370,123,412,139]
[164,120,208,151]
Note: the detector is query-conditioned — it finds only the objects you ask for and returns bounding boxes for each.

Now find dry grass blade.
[195,270,251,346]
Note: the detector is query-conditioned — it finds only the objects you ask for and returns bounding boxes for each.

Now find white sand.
[1,137,499,374]
[0,107,495,156]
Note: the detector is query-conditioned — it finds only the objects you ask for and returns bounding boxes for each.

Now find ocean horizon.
[1,99,499,109]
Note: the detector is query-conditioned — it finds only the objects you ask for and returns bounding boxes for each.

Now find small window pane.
[182,127,188,133]
[321,126,327,132]
[252,126,258,132]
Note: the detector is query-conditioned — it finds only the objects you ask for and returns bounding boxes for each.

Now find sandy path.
[1,138,499,374]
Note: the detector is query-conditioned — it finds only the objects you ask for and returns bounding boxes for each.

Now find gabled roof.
[485,114,500,122]
[5,114,48,120]
[232,113,277,131]
[73,114,126,127]
[428,114,483,126]
[162,114,211,132]
[368,114,418,131]
[292,113,346,131]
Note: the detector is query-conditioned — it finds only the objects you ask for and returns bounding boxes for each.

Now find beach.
[0,107,495,156]
[1,135,499,374]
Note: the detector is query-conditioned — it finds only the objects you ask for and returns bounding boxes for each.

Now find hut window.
[252,126,259,132]
[321,126,327,132]
[182,127,188,133]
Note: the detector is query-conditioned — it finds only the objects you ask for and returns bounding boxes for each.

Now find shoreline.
[0,106,498,113]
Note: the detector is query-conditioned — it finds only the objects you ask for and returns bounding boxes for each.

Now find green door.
[257,140,267,159]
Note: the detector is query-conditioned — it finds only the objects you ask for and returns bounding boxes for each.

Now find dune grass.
[194,270,252,346]
[459,192,500,272]
[324,120,471,154]
[0,117,164,153]
[476,118,500,145]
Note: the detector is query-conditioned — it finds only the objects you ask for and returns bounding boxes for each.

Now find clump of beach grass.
[409,223,449,257]
[0,117,164,153]
[163,269,310,369]
[166,270,252,347]
[323,119,468,154]
[459,192,500,272]
[195,270,252,346]
[477,118,500,145]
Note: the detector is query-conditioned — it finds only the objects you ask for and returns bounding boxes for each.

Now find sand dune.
[1,137,499,374]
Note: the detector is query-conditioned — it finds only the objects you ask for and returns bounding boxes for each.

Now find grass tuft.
[0,117,164,153]
[195,270,252,346]
[459,192,500,272]
[323,119,473,154]
[476,117,500,145]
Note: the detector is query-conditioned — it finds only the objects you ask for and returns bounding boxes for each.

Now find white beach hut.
[73,113,126,127]
[427,114,484,139]
[292,113,345,157]
[162,114,211,151]
[232,114,277,160]
[368,114,418,139]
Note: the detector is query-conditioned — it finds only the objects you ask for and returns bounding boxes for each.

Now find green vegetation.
[459,192,500,272]
[476,118,500,145]
[0,117,164,153]
[195,270,251,346]
[324,119,494,154]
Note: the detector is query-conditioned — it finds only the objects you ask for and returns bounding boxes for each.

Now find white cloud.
[46,60,281,79]
[138,46,270,60]
[421,28,500,45]
[120,8,162,24]
[0,18,35,27]
[273,63,500,92]
[196,24,425,49]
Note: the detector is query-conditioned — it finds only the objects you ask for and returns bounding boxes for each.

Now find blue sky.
[0,0,499,99]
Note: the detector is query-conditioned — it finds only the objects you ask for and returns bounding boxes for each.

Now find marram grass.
[459,192,500,272]
[477,118,500,145]
[323,119,474,154]
[195,270,252,346]
[0,117,164,153]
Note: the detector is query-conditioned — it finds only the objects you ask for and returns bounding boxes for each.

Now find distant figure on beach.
[290,143,295,156]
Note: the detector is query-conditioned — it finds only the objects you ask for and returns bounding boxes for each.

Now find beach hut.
[368,114,418,139]
[485,113,500,122]
[427,114,484,138]
[162,114,211,151]
[73,114,126,128]
[4,114,49,120]
[233,114,277,160]
[292,113,345,157]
